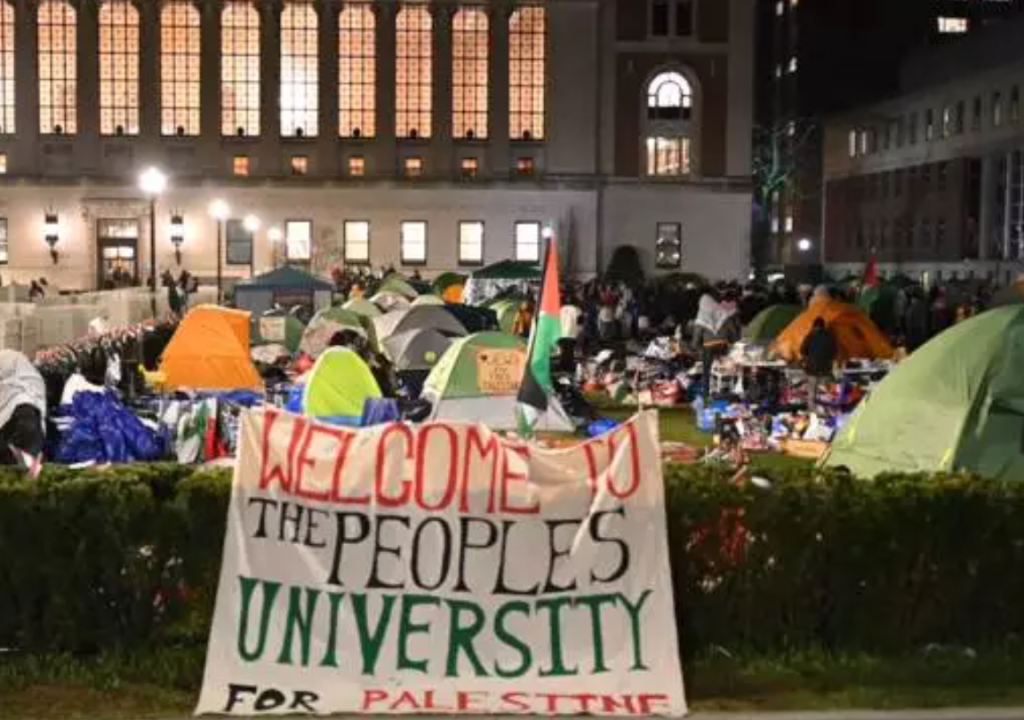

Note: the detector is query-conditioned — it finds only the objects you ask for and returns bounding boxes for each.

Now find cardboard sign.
[196,409,687,716]
[259,317,286,343]
[475,348,526,396]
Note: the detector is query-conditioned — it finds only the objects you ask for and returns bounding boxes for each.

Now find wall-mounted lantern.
[44,211,59,264]
[170,213,185,265]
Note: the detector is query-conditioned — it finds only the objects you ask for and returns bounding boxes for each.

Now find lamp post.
[243,215,260,278]
[209,199,230,304]
[170,214,185,265]
[138,167,168,317]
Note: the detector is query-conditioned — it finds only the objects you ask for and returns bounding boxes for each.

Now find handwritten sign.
[475,348,526,396]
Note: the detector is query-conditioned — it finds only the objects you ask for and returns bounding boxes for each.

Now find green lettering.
[320,592,346,668]
[493,600,532,678]
[277,585,321,666]
[237,576,281,663]
[619,590,653,671]
[352,593,397,675]
[575,594,618,673]
[536,596,578,677]
[397,594,440,673]
[445,599,489,678]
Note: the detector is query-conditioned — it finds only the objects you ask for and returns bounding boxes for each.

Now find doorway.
[96,218,139,289]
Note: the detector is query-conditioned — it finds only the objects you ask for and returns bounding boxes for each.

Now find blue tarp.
[57,391,166,464]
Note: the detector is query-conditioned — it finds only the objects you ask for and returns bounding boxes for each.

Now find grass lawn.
[5,649,1024,718]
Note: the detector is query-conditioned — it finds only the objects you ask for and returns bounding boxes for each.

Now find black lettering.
[247,498,278,539]
[454,517,498,592]
[327,512,372,586]
[367,515,410,590]
[304,508,329,549]
[255,689,287,711]
[278,501,305,544]
[411,517,453,591]
[589,507,630,585]
[542,519,582,593]
[290,690,320,712]
[493,520,540,596]
[224,684,258,712]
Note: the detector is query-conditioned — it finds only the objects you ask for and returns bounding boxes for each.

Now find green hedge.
[1,465,1023,657]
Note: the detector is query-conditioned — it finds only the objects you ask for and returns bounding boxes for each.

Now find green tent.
[433,272,466,295]
[489,298,521,334]
[299,308,369,358]
[252,313,305,352]
[378,274,419,299]
[826,306,1024,481]
[373,306,467,344]
[422,332,573,431]
[744,304,800,344]
[300,347,381,423]
[411,294,445,307]
[857,284,899,331]
[343,298,383,318]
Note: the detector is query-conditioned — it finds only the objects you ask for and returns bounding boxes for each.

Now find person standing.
[800,317,837,407]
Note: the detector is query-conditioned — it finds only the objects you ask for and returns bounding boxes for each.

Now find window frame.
[225,217,254,266]
[343,219,371,265]
[396,4,433,139]
[399,220,428,266]
[514,220,541,263]
[284,218,313,262]
[220,0,261,137]
[0,217,8,265]
[509,5,545,141]
[338,3,376,139]
[280,0,319,138]
[655,221,683,270]
[38,0,78,135]
[98,0,140,136]
[452,7,488,140]
[0,1,14,134]
[457,220,485,267]
[160,1,201,136]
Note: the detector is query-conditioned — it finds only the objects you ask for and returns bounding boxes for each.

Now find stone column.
[199,0,222,173]
[14,0,40,172]
[76,0,100,172]
[375,1,396,175]
[488,0,510,179]
[430,2,452,177]
[259,0,282,175]
[316,0,338,176]
[978,153,997,261]
[136,0,159,156]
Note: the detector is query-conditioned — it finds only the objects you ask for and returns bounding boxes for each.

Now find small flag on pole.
[10,445,42,480]
[516,233,562,438]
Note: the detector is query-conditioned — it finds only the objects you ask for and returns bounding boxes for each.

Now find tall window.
[99,0,139,135]
[221,1,260,137]
[514,221,541,262]
[458,221,484,265]
[161,2,200,136]
[344,220,370,264]
[339,3,375,138]
[38,0,77,134]
[510,6,545,141]
[281,1,317,137]
[0,2,13,134]
[453,8,488,140]
[0,218,8,264]
[400,221,427,265]
[285,220,312,261]
[396,5,431,138]
[645,71,694,176]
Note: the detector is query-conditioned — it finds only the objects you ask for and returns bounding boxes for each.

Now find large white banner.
[197,409,686,716]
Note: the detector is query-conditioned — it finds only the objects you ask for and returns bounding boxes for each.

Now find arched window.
[396,4,431,139]
[645,70,695,177]
[453,8,488,140]
[161,1,200,136]
[38,0,76,134]
[509,6,544,141]
[281,1,318,137]
[221,1,260,137]
[99,0,139,135]
[339,3,375,138]
[0,1,14,134]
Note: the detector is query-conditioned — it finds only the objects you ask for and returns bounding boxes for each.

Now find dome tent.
[773,295,894,363]
[377,274,420,299]
[744,304,801,344]
[343,298,383,318]
[372,306,468,344]
[252,312,305,353]
[159,305,262,390]
[298,307,370,359]
[826,306,1024,481]
[422,332,573,432]
[382,328,453,372]
[291,347,382,426]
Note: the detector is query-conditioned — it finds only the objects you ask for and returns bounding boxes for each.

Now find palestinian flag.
[862,249,879,288]
[516,237,562,437]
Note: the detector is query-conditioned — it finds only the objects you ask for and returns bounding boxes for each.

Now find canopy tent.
[411,294,445,307]
[471,260,542,281]
[233,266,334,318]
[773,296,894,362]
[372,306,468,344]
[371,291,412,311]
[343,298,383,318]
[744,304,801,344]
[377,274,420,299]
[299,307,369,359]
[382,328,453,371]
[252,313,305,352]
[464,261,541,305]
[826,306,1024,481]
[422,332,573,431]
[293,348,382,426]
[159,305,262,390]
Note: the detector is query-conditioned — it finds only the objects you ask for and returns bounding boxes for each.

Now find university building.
[0,0,754,291]
[822,15,1024,285]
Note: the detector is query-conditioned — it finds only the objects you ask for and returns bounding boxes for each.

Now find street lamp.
[139,167,168,316]
[243,214,261,233]
[797,237,813,253]
[209,199,230,303]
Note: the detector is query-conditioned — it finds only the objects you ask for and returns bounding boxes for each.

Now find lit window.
[400,221,427,265]
[161,2,201,136]
[285,219,312,261]
[775,64,782,79]
[460,157,478,178]
[516,156,535,176]
[848,129,857,157]
[0,217,6,264]
[858,130,867,154]
[290,155,308,175]
[0,1,14,134]
[789,0,798,7]
[348,155,365,177]
[281,1,318,137]
[646,137,691,176]
[458,221,484,265]
[38,0,77,134]
[937,17,968,34]
[647,71,692,121]
[221,1,260,137]
[99,0,139,136]
[514,221,541,262]
[0,152,6,173]
[784,213,794,233]
[404,156,423,178]
[343,220,370,264]
[453,8,488,140]
[994,91,1003,127]
[787,120,796,137]
[233,155,250,176]
[655,222,682,269]
[787,56,798,73]
[510,6,545,141]
[339,3,375,138]
[925,108,935,140]
[225,218,253,264]
[396,5,432,139]
[775,1,783,15]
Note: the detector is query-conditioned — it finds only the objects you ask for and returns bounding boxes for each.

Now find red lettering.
[389,691,421,712]
[328,428,366,505]
[463,426,500,514]
[501,692,530,712]
[500,444,540,514]
[572,694,599,714]
[295,424,352,502]
[637,694,670,715]
[415,424,459,511]
[456,690,488,712]
[601,695,637,714]
[375,424,414,507]
[581,441,604,497]
[259,409,306,494]
[607,423,642,500]
[361,690,389,711]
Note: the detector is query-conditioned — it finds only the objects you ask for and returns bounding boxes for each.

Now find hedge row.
[1,464,1024,657]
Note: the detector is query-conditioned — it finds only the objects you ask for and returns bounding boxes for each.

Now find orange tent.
[772,296,894,363]
[159,305,262,390]
[442,283,464,304]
